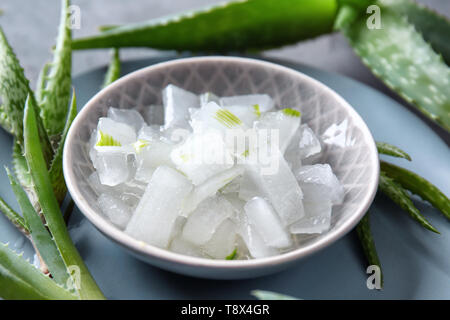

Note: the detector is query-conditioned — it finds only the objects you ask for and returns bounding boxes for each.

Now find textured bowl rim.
[63,56,379,270]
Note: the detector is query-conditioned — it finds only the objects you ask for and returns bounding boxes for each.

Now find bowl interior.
[64,56,378,267]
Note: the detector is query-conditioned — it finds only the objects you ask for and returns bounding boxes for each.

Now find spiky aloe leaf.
[376,142,411,161]
[102,48,121,88]
[72,0,337,51]
[339,5,450,131]
[0,243,77,300]
[251,290,299,300]
[378,172,439,233]
[0,195,29,234]
[6,168,69,285]
[0,27,32,140]
[37,0,72,137]
[23,97,104,300]
[49,89,77,203]
[380,161,450,219]
[356,211,383,287]
[0,104,12,134]
[35,63,51,103]
[380,0,450,65]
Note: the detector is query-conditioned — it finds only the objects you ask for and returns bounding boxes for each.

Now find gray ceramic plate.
[1,56,448,298]
[63,56,379,279]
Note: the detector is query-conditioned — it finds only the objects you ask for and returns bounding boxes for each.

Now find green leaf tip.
[380,161,450,220]
[376,142,411,161]
[251,290,299,300]
[214,109,242,128]
[37,0,72,136]
[378,172,439,234]
[102,48,121,88]
[96,130,121,147]
[225,248,237,260]
[282,108,301,117]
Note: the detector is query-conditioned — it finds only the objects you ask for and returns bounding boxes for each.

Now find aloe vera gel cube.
[182,196,234,245]
[219,94,274,112]
[97,193,132,229]
[244,197,292,248]
[107,108,145,133]
[125,166,193,248]
[163,84,200,129]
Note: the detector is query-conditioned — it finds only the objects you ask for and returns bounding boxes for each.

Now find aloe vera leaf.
[380,0,450,65]
[49,89,77,204]
[378,172,439,233]
[376,142,411,161]
[356,212,383,287]
[0,195,29,234]
[72,0,337,51]
[0,104,12,134]
[0,26,54,165]
[12,141,33,190]
[35,63,51,103]
[6,168,69,285]
[38,0,72,137]
[0,243,77,300]
[102,48,121,88]
[380,161,450,220]
[0,27,32,142]
[251,290,299,300]
[23,96,105,300]
[340,6,450,131]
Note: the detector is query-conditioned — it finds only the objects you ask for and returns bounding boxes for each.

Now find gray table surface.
[1,0,449,141]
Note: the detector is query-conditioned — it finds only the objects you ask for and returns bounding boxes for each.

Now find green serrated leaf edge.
[37,0,72,137]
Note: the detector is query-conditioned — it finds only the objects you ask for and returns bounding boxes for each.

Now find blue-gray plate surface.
[0,56,448,299]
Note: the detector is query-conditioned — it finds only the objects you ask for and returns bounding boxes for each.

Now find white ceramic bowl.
[63,56,379,279]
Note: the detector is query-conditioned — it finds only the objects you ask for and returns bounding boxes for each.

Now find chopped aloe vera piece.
[92,146,133,186]
[125,166,193,248]
[183,165,244,214]
[290,200,332,234]
[203,219,237,259]
[219,94,274,112]
[244,197,292,248]
[190,101,245,134]
[182,196,234,246]
[135,139,175,182]
[199,92,220,107]
[107,108,145,133]
[254,108,301,153]
[223,105,260,127]
[97,193,132,229]
[296,164,344,205]
[163,85,200,129]
[171,129,234,185]
[298,124,321,159]
[96,117,136,146]
[236,210,277,259]
[239,152,304,226]
[170,237,204,258]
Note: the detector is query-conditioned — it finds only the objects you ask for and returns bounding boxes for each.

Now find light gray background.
[0,0,448,134]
